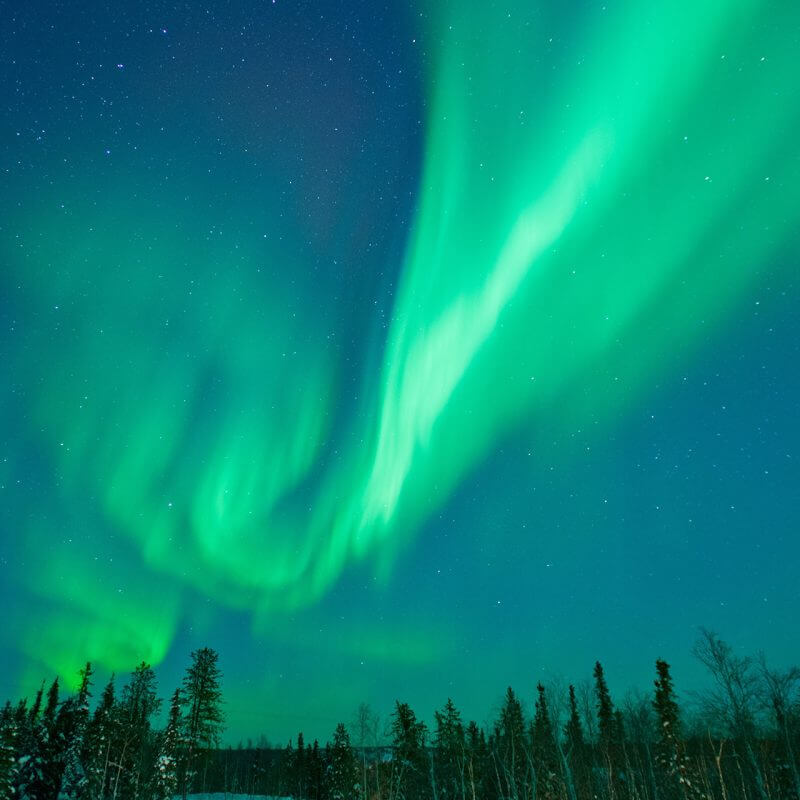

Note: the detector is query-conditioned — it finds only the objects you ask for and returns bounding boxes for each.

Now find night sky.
[1,0,799,744]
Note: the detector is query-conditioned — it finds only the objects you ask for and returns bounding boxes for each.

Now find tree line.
[0,647,222,800]
[1,629,798,800]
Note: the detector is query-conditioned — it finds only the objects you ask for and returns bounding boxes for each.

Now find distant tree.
[180,648,224,799]
[614,709,626,746]
[614,707,632,793]
[758,654,800,800]
[390,701,429,800]
[621,691,659,800]
[577,679,597,745]
[307,738,325,800]
[433,698,465,800]
[292,731,307,799]
[322,742,332,797]
[531,683,561,800]
[280,739,294,798]
[692,629,767,800]
[351,702,379,800]
[328,723,359,800]
[153,689,183,800]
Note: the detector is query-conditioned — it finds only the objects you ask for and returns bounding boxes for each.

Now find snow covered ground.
[182,794,291,800]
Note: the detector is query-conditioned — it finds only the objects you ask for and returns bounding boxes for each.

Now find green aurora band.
[3,0,799,687]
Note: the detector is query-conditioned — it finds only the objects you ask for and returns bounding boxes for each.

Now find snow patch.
[180,794,291,800]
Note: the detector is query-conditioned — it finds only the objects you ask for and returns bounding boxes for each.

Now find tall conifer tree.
[465,721,492,800]
[594,662,625,799]
[40,677,66,800]
[154,689,183,800]
[15,691,47,800]
[292,731,306,800]
[110,662,160,800]
[84,676,115,800]
[390,702,429,800]
[306,739,324,800]
[57,663,92,800]
[328,723,359,800]
[494,687,528,800]
[180,648,223,800]
[653,659,701,800]
[433,698,465,800]
[532,683,561,800]
[564,684,592,800]
[1,702,19,800]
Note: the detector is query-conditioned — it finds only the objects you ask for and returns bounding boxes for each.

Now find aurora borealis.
[1,0,799,743]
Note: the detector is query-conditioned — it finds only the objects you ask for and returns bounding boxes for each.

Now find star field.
[0,0,798,743]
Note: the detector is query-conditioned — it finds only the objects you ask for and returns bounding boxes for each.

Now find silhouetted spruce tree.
[433,698,465,800]
[531,683,561,800]
[42,680,59,734]
[153,689,182,800]
[494,687,529,800]
[57,663,92,800]
[653,660,701,800]
[111,662,160,800]
[464,721,484,800]
[615,708,635,798]
[180,648,223,799]
[49,699,73,800]
[280,739,293,798]
[15,692,47,800]
[594,662,625,799]
[564,684,592,800]
[84,676,115,800]
[12,700,27,742]
[322,742,332,797]
[328,723,359,800]
[390,702,429,800]
[307,739,324,800]
[594,663,614,750]
[11,685,44,800]
[292,731,307,799]
[39,677,65,800]
[28,685,44,728]
[1,701,18,800]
